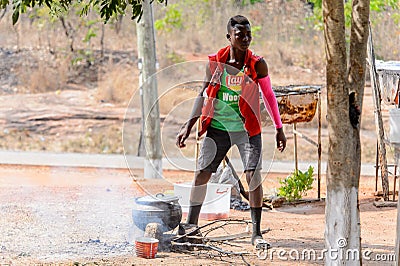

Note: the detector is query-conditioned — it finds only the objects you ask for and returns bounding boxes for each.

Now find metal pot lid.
[135,193,179,204]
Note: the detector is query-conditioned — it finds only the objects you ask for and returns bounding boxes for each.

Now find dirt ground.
[0,164,397,266]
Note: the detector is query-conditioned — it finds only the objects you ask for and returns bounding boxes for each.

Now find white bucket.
[174,182,231,220]
[390,108,400,143]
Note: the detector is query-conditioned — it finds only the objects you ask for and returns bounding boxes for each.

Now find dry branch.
[206,228,270,242]
[173,219,250,243]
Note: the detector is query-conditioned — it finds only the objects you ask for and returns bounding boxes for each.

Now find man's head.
[227,15,250,33]
[226,15,252,51]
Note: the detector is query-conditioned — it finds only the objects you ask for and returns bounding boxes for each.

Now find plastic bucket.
[390,108,400,143]
[174,182,232,220]
[135,237,159,259]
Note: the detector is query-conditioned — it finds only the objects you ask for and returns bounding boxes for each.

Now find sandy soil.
[0,165,397,265]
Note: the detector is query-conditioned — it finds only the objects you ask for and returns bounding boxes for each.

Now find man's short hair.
[227,15,250,33]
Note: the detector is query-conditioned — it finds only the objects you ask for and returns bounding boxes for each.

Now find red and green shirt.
[198,45,263,137]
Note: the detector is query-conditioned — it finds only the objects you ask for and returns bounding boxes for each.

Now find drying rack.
[374,60,400,201]
[272,85,322,199]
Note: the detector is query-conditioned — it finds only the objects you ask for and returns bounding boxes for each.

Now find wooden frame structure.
[368,26,400,202]
[291,90,322,199]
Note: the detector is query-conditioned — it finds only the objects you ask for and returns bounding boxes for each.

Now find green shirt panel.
[211,67,245,132]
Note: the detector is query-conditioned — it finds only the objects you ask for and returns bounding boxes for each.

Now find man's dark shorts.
[197,127,262,173]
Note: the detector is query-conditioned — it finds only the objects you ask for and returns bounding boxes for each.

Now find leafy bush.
[154,4,183,33]
[278,166,314,202]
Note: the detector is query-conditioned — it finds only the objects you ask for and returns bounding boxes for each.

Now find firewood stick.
[224,156,272,209]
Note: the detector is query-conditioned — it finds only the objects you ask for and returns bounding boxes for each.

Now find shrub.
[278,166,314,202]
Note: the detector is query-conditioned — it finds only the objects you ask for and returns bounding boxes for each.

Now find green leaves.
[235,0,263,6]
[9,0,70,24]
[2,0,166,24]
[82,27,97,43]
[307,0,399,31]
[154,4,182,33]
[0,0,10,9]
[370,0,399,11]
[129,0,143,21]
[278,166,314,202]
[99,0,123,22]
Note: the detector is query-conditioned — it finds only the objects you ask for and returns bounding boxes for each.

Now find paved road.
[0,150,377,176]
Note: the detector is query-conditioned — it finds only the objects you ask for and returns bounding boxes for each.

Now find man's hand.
[275,127,286,152]
[176,125,191,148]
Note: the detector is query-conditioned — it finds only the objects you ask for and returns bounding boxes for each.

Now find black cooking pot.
[132,193,182,232]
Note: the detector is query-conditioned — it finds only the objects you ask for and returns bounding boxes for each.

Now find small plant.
[278,166,314,202]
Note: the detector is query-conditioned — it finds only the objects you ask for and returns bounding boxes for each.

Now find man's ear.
[226,34,230,40]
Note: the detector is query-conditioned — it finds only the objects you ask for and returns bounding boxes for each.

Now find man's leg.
[187,128,231,225]
[237,133,264,245]
[186,170,212,225]
[246,170,264,244]
[246,170,263,207]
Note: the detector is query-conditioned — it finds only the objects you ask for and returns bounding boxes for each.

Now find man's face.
[229,24,252,51]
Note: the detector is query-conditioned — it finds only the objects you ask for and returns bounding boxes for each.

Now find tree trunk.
[347,0,370,265]
[136,1,162,179]
[323,0,370,264]
[100,24,105,58]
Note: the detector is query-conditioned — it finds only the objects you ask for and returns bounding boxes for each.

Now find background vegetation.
[0,0,399,162]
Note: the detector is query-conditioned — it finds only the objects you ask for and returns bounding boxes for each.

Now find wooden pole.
[367,23,389,200]
[375,141,379,192]
[137,58,146,157]
[293,122,298,172]
[136,1,162,179]
[393,165,397,202]
[317,91,322,199]
[396,146,400,264]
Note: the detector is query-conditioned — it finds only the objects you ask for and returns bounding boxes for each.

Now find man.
[176,15,286,245]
